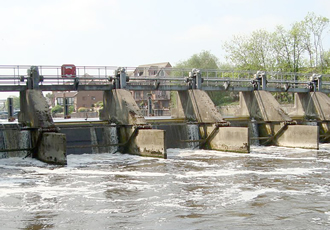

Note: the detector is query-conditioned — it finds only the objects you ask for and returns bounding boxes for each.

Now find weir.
[1,65,330,164]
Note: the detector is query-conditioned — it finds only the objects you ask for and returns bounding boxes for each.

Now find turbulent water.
[1,145,330,230]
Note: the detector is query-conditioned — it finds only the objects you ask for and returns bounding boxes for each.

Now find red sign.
[61,64,76,78]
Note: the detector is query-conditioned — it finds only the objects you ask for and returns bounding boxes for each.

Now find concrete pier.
[220,90,319,149]
[101,89,166,158]
[19,90,67,164]
[287,92,330,142]
[173,89,250,153]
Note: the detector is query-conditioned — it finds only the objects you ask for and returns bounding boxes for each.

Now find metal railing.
[0,65,329,92]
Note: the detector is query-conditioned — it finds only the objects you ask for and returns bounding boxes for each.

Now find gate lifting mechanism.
[251,71,266,90]
[20,66,44,90]
[108,67,129,89]
[308,74,322,92]
[185,68,204,89]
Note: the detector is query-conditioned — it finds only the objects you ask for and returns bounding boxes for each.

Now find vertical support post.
[196,70,202,89]
[7,98,14,122]
[147,93,153,116]
[64,98,70,119]
[309,74,322,92]
[189,68,202,89]
[261,72,267,90]
[26,66,43,90]
[114,67,127,89]
[317,75,322,91]
[119,67,127,89]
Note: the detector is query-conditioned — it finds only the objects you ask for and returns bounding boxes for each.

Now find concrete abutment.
[172,89,250,153]
[19,90,67,164]
[287,92,330,142]
[101,89,166,158]
[220,90,320,149]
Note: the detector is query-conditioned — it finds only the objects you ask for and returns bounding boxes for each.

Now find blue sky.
[0,0,329,99]
[1,0,329,67]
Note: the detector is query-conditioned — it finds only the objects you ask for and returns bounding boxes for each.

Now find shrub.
[51,105,63,114]
[78,107,89,112]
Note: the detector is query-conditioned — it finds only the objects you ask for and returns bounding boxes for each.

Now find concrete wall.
[36,132,67,164]
[237,91,292,122]
[19,90,55,128]
[173,90,225,123]
[101,89,166,158]
[290,92,330,121]
[101,89,147,125]
[275,125,319,149]
[171,89,250,153]
[0,129,31,158]
[201,125,250,153]
[129,129,166,158]
[19,90,67,165]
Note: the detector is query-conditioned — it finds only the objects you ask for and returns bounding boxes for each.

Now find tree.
[174,51,237,106]
[303,12,330,72]
[45,92,55,107]
[223,12,330,73]
[175,50,220,70]
[223,29,274,71]
[272,23,307,72]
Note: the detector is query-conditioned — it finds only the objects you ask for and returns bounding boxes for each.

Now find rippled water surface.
[1,145,330,230]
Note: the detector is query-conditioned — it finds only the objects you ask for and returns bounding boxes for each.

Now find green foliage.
[95,101,103,108]
[175,50,219,70]
[78,107,89,112]
[8,96,20,110]
[68,106,74,114]
[173,51,238,106]
[51,105,63,114]
[223,12,330,73]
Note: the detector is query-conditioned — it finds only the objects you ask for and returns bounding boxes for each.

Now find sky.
[0,0,329,99]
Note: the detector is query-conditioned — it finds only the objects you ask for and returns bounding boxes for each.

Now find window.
[57,97,64,105]
[67,97,74,105]
[91,96,96,100]
[82,96,86,101]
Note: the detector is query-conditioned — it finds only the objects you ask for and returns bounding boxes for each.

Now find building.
[52,62,172,115]
[53,74,104,112]
[130,62,172,114]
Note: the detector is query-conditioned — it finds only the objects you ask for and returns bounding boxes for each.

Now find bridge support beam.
[172,89,250,153]
[233,90,319,149]
[101,89,166,158]
[19,90,67,164]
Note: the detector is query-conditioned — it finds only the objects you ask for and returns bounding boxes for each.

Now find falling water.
[101,126,118,154]
[108,126,118,153]
[250,118,259,146]
[187,124,199,149]
[19,130,31,157]
[0,130,7,158]
[90,127,99,154]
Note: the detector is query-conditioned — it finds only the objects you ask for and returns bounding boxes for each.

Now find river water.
[1,145,330,230]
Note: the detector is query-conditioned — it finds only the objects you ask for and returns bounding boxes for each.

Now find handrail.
[0,65,329,92]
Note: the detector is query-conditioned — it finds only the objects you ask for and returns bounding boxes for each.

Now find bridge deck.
[0,65,329,93]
